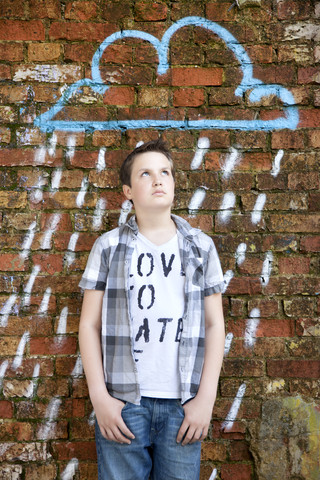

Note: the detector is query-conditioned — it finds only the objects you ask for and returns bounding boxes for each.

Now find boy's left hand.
[176,395,214,446]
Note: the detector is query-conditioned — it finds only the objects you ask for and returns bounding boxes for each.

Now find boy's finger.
[176,421,188,443]
[118,419,135,439]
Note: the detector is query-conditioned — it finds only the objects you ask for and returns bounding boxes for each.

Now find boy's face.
[122,151,175,214]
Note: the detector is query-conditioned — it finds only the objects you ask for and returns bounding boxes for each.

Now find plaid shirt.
[79,214,224,405]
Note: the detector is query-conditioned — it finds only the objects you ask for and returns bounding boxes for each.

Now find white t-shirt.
[129,232,185,398]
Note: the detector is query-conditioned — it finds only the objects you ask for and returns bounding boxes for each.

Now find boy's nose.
[153,176,162,186]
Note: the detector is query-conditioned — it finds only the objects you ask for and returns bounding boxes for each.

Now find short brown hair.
[120,138,175,187]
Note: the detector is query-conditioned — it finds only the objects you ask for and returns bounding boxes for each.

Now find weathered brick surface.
[0,1,319,478]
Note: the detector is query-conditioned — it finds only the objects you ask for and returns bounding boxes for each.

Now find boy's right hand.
[92,390,135,444]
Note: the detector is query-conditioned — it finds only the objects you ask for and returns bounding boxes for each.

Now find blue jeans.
[95,397,201,480]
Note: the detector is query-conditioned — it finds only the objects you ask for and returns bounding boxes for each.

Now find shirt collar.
[125,214,201,241]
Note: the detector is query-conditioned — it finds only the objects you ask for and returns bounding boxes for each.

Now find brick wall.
[0,1,319,479]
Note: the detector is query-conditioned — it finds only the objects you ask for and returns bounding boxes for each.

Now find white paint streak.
[222,270,234,293]
[26,363,40,398]
[34,146,46,165]
[57,307,69,335]
[38,287,51,314]
[224,332,234,356]
[12,331,30,370]
[97,147,106,172]
[136,141,144,148]
[261,251,273,286]
[51,168,63,190]
[235,243,247,266]
[48,133,57,157]
[0,360,9,392]
[92,198,106,230]
[188,186,207,216]
[66,135,76,160]
[218,192,236,223]
[222,147,241,179]
[245,308,260,348]
[251,193,266,224]
[41,214,61,250]
[61,458,79,480]
[271,149,284,177]
[76,176,88,207]
[71,355,83,377]
[0,294,18,327]
[119,199,133,226]
[209,469,217,480]
[190,137,210,170]
[22,265,41,307]
[65,232,79,267]
[88,410,96,426]
[20,221,37,260]
[37,397,62,440]
[221,383,246,431]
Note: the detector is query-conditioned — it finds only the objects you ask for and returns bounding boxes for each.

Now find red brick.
[0,401,13,419]
[0,254,26,271]
[271,131,305,150]
[206,3,236,22]
[278,257,311,274]
[30,336,77,355]
[290,172,320,191]
[49,21,117,41]
[101,1,131,22]
[298,109,320,128]
[31,254,64,275]
[69,151,100,169]
[228,319,294,338]
[246,44,273,64]
[28,43,62,62]
[65,1,98,21]
[308,130,320,148]
[52,440,97,460]
[277,0,312,20]
[223,359,264,377]
[221,463,253,480]
[254,65,295,85]
[134,1,167,21]
[298,67,320,84]
[300,236,320,252]
[92,130,122,147]
[0,20,45,41]
[40,213,72,232]
[29,0,61,18]
[64,43,95,62]
[103,87,135,106]
[267,214,320,233]
[172,67,223,86]
[0,148,63,167]
[0,43,24,61]
[267,360,320,378]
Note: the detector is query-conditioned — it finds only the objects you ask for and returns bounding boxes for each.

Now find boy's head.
[120,138,175,187]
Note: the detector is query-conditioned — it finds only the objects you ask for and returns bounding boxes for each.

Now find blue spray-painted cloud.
[34,16,299,132]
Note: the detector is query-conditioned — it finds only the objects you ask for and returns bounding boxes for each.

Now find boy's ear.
[122,184,132,200]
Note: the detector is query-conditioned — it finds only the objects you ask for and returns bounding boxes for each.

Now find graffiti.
[34,16,299,133]
[221,383,247,432]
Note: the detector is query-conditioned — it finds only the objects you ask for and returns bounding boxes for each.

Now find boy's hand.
[176,395,214,446]
[92,390,135,444]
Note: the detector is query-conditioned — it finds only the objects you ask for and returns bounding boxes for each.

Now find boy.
[79,139,225,480]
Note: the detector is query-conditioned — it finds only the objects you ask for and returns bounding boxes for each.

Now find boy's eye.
[162,170,170,175]
[141,171,150,176]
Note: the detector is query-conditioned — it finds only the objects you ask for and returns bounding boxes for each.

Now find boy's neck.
[135,210,176,245]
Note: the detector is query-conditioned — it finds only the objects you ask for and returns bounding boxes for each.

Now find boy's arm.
[79,289,135,444]
[176,292,225,445]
